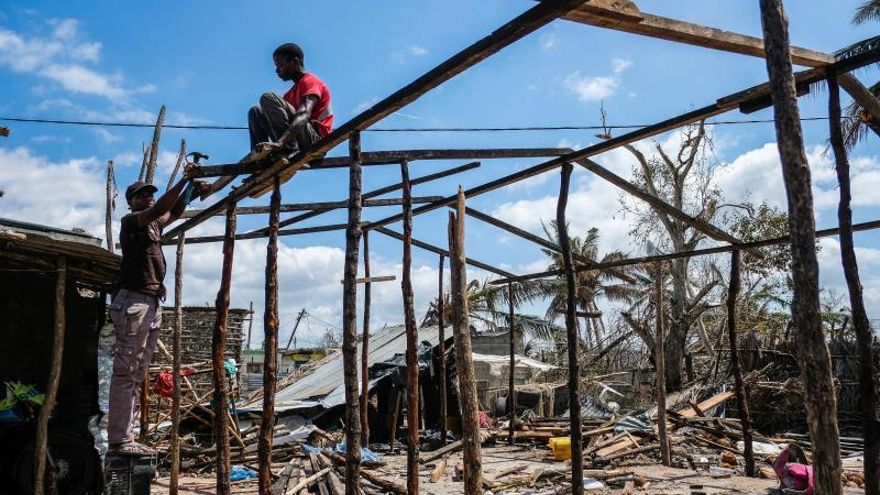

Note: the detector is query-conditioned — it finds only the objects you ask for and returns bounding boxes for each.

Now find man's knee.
[248,105,262,120]
[259,92,283,107]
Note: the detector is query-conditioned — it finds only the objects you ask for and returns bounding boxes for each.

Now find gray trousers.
[248,92,321,152]
[107,289,162,445]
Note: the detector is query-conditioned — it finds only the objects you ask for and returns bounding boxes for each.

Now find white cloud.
[353,96,379,114]
[539,32,557,50]
[49,18,78,40]
[611,58,632,74]
[817,238,880,318]
[95,128,121,143]
[564,72,618,102]
[408,45,428,57]
[391,45,429,65]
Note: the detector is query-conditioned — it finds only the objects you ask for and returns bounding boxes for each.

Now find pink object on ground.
[773,445,815,494]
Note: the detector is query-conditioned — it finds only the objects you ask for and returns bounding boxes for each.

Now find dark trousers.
[248,92,321,152]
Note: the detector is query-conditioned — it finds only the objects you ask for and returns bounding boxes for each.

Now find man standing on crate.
[107,166,199,456]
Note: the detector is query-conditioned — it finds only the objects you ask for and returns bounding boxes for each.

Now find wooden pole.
[166,139,187,192]
[437,254,448,447]
[144,105,166,185]
[401,159,420,495]
[654,262,671,467]
[246,301,254,350]
[33,256,66,495]
[507,282,516,446]
[342,131,363,494]
[361,230,371,447]
[213,201,237,495]
[556,164,583,495]
[448,187,482,495]
[726,250,755,476]
[259,176,281,495]
[170,234,185,495]
[105,160,114,252]
[758,2,842,493]
[829,76,880,495]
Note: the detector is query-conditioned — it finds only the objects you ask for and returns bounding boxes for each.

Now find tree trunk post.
[144,105,166,185]
[829,76,879,494]
[438,254,448,447]
[507,282,516,446]
[258,176,281,495]
[33,256,66,495]
[759,2,842,493]
[342,131,363,494]
[448,187,483,495]
[213,201,236,495]
[727,250,755,476]
[170,234,185,495]
[556,163,583,495]
[401,159,420,495]
[361,230,372,447]
[105,160,114,252]
[654,261,671,467]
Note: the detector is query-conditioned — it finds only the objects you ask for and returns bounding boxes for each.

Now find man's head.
[273,43,305,82]
[126,181,158,212]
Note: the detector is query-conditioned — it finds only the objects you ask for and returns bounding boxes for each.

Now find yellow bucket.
[548,436,571,461]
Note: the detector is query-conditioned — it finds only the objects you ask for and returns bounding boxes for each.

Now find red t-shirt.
[283,73,333,137]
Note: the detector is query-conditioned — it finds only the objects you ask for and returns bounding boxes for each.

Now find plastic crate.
[104,453,156,495]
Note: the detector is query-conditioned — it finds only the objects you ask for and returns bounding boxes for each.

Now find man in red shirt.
[248,43,333,155]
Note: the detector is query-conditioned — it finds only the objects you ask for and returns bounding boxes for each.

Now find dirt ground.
[150,444,865,494]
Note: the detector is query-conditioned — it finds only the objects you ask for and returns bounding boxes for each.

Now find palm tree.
[535,223,640,348]
[836,0,880,149]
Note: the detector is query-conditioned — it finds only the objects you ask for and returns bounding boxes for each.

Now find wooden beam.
[759,1,842,493]
[180,196,445,218]
[341,131,363,494]
[259,177,281,495]
[556,165,583,495]
[560,2,833,67]
[401,160,420,495]
[726,250,755,477]
[144,105,166,185]
[437,254,448,447]
[654,262,671,467]
[491,218,880,285]
[507,283,516,446]
[174,222,348,245]
[837,72,880,123]
[170,234,184,495]
[448,188,483,495]
[212,202,236,495]
[828,77,880,494]
[374,226,515,278]
[105,160,114,252]
[341,275,396,285]
[33,256,66,495]
[163,0,584,240]
[360,231,371,447]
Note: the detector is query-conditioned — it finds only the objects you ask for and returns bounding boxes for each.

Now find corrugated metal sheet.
[241,324,441,412]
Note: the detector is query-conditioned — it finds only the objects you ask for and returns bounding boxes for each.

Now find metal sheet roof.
[241,324,441,413]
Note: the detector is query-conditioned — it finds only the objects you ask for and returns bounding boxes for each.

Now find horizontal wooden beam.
[342,275,397,285]
[559,2,833,67]
[168,222,347,245]
[374,227,515,278]
[179,196,444,219]
[837,73,880,123]
[491,219,880,285]
[163,0,583,241]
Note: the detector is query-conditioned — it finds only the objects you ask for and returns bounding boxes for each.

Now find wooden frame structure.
[154,1,880,494]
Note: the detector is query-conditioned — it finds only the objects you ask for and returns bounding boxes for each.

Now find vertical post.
[33,256,66,495]
[556,164,583,495]
[213,201,236,495]
[654,262,671,467]
[437,254,448,447]
[259,176,281,495]
[342,131,363,494]
[144,105,166,185]
[829,76,879,494]
[401,159,420,495]
[759,2,842,493]
[507,282,516,446]
[448,187,482,495]
[727,251,755,476]
[361,230,372,447]
[105,160,114,252]
[246,301,254,351]
[170,234,185,495]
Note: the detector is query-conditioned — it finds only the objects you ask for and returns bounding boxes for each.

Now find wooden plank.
[259,177,281,494]
[560,2,833,67]
[174,222,348,245]
[163,0,585,240]
[837,73,880,124]
[360,230,372,448]
[340,275,396,285]
[341,131,363,494]
[179,196,444,218]
[374,226,515,278]
[212,202,236,495]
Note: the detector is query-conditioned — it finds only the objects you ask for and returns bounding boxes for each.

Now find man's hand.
[183,163,201,180]
[256,141,283,154]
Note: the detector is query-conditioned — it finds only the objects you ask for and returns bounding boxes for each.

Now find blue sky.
[1,1,879,346]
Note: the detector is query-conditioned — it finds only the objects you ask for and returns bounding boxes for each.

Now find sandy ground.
[150,444,865,494]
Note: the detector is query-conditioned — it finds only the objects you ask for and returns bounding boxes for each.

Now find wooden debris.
[430,457,447,482]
